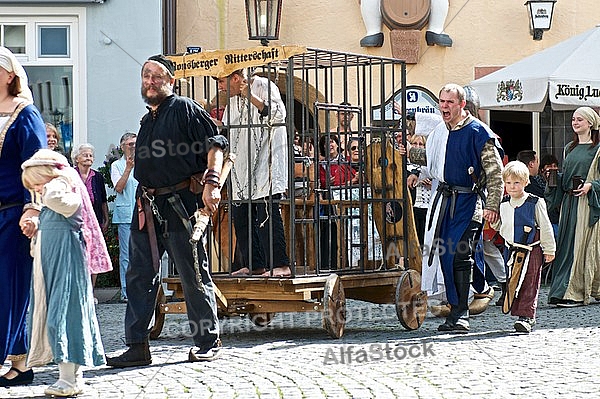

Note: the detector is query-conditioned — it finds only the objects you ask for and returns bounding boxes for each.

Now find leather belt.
[428,182,474,226]
[0,202,22,212]
[144,179,190,196]
[137,195,161,275]
[427,182,476,267]
[144,197,161,274]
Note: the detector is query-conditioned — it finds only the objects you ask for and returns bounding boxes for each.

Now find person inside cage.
[214,68,291,278]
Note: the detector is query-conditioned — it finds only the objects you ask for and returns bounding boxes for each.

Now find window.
[2,10,84,149]
[1,24,26,54]
[38,26,69,57]
[26,66,74,154]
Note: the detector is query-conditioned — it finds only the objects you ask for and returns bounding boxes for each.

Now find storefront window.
[25,66,74,155]
[540,104,572,164]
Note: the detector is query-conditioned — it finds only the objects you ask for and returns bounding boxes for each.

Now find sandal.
[44,379,83,397]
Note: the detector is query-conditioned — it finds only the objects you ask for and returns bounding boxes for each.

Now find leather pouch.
[190,172,204,194]
[137,197,145,230]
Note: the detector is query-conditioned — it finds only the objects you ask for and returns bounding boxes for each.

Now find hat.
[146,54,175,77]
[0,46,33,102]
[22,149,69,170]
[574,107,600,131]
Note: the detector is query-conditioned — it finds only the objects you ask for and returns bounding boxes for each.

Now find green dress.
[547,142,600,304]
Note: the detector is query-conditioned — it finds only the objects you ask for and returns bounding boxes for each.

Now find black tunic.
[134,94,228,188]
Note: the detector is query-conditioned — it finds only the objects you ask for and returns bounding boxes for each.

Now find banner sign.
[371,85,439,125]
[551,82,600,105]
[167,45,307,79]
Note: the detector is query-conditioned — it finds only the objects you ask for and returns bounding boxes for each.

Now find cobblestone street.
[2,285,599,398]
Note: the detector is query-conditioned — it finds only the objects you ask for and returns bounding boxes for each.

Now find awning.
[470,24,600,112]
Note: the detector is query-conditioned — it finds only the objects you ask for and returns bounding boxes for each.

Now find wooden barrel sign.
[382,0,431,30]
[365,139,423,272]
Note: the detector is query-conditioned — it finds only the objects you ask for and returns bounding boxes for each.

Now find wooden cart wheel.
[322,274,346,339]
[149,285,166,340]
[250,313,275,327]
[395,269,428,330]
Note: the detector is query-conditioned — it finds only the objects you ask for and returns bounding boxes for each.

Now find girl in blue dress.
[21,149,109,397]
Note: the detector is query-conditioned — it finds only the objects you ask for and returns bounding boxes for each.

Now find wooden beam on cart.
[227,299,324,314]
[214,276,330,301]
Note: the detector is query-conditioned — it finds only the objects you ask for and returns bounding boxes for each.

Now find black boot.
[425,31,453,47]
[106,342,151,368]
[360,33,384,47]
[438,268,471,333]
[495,282,507,306]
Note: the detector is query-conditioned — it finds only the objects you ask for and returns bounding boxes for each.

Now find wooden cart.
[152,268,426,339]
[150,47,427,339]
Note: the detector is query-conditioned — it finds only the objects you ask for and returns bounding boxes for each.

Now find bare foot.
[261,266,292,278]
[231,267,250,276]
[231,267,266,276]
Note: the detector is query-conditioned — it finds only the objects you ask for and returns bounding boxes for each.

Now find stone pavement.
[2,285,599,399]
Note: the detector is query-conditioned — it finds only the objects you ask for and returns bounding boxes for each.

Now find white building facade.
[0,0,162,163]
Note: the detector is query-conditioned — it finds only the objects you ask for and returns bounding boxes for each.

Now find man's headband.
[146,54,175,77]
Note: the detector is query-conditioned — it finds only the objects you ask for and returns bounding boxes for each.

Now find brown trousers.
[511,245,543,319]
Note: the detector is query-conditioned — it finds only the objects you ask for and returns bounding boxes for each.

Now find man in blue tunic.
[406,84,504,332]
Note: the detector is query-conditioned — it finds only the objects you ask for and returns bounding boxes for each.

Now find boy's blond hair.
[22,165,58,190]
[409,134,427,146]
[502,160,529,184]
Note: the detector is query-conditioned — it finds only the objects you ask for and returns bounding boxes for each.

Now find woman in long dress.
[0,46,46,387]
[547,106,600,307]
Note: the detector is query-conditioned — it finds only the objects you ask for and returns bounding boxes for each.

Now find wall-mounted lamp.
[245,0,282,46]
[525,0,556,40]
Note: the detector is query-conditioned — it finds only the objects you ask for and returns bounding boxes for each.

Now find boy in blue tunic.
[493,161,555,333]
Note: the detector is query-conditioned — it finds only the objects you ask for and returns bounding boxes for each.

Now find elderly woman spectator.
[72,143,109,232]
[72,143,109,302]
